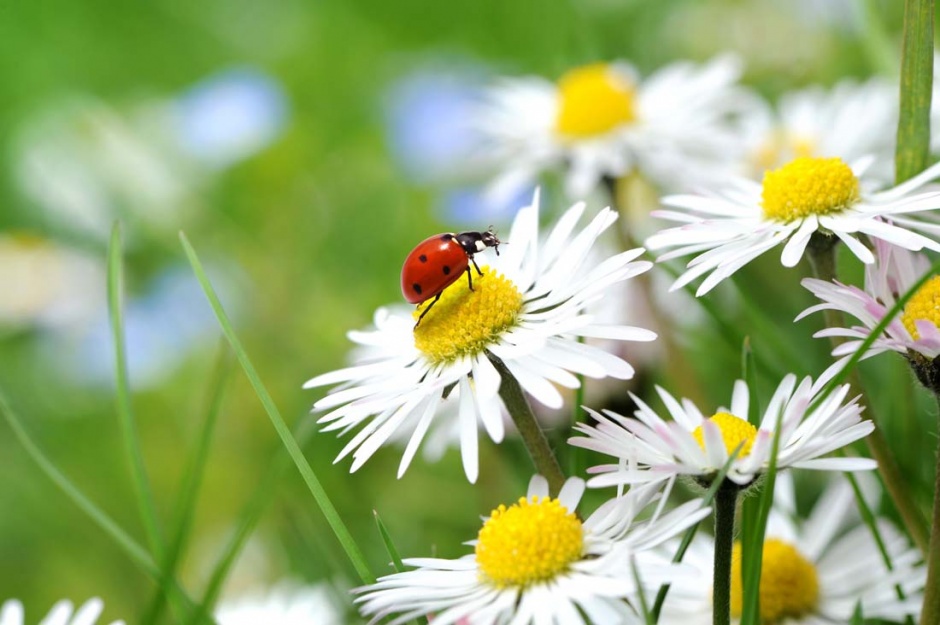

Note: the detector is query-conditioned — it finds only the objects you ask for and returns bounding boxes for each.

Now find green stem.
[896,0,934,184]
[712,481,738,625]
[920,395,940,625]
[805,233,930,554]
[487,354,566,496]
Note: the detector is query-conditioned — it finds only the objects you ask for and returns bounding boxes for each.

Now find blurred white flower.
[0,234,103,332]
[474,56,758,201]
[216,582,344,625]
[0,598,123,625]
[744,79,897,183]
[12,68,288,241]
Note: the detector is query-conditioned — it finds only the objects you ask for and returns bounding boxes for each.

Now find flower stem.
[712,481,739,625]
[806,233,930,554]
[488,354,566,496]
[921,395,940,625]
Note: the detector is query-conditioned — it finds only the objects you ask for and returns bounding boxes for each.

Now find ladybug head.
[480,228,501,256]
[456,229,501,257]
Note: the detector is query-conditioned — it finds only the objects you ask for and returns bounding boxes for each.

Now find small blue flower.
[175,67,289,168]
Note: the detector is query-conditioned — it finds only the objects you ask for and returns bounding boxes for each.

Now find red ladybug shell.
[401,234,470,304]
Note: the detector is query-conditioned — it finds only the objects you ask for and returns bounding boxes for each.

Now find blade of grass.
[142,343,235,625]
[0,389,211,623]
[374,510,430,625]
[180,232,375,586]
[108,222,164,559]
[739,337,763,625]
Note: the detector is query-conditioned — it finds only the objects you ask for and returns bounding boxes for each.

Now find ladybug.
[401,228,502,327]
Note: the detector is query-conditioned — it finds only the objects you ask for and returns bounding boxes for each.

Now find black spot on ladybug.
[418,254,428,263]
[442,265,451,275]
[439,234,452,241]
[412,283,423,295]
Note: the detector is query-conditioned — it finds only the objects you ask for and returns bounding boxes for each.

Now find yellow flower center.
[761,156,860,223]
[554,63,637,139]
[413,267,523,365]
[691,412,757,458]
[902,275,940,340]
[475,495,584,588]
[731,539,821,623]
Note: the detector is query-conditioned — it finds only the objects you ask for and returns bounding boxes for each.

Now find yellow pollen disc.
[761,156,860,223]
[902,275,940,340]
[413,268,523,365]
[475,495,584,588]
[691,412,757,458]
[554,63,637,139]
[730,539,820,622]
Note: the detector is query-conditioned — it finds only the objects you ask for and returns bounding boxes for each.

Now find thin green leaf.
[180,232,375,586]
[374,510,407,574]
[143,343,235,625]
[740,402,785,625]
[896,0,934,184]
[0,389,212,623]
[108,222,164,559]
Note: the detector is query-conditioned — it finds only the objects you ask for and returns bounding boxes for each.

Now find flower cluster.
[296,51,940,623]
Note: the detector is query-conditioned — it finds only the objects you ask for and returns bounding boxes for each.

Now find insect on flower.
[400,227,501,326]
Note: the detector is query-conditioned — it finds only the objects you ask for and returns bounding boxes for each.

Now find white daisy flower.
[475,56,756,201]
[646,155,940,296]
[798,239,940,365]
[652,473,926,624]
[0,598,124,625]
[355,475,710,625]
[569,373,876,489]
[303,192,656,482]
[215,581,344,625]
[745,78,897,183]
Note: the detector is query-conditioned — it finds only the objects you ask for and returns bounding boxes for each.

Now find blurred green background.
[0,0,927,622]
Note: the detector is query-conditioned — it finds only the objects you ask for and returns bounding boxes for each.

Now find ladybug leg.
[414,293,442,328]
[466,257,483,292]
